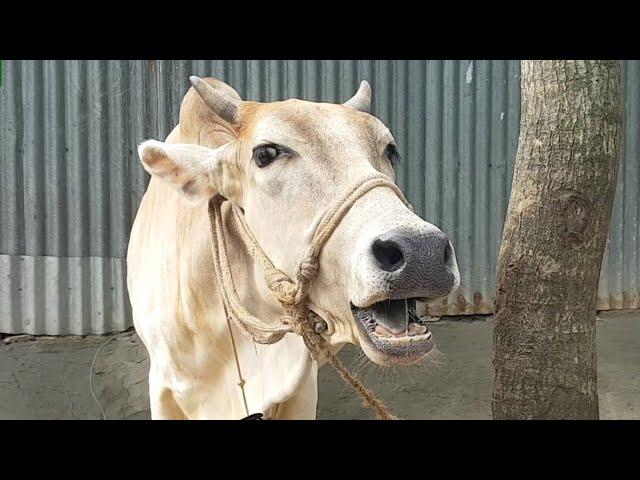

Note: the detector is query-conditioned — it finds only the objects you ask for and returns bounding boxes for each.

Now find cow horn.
[343,80,372,113]
[189,75,240,124]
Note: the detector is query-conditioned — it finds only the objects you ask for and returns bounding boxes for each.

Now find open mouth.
[350,298,434,365]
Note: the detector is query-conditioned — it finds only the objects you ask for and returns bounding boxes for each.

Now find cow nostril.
[444,241,453,267]
[372,239,405,272]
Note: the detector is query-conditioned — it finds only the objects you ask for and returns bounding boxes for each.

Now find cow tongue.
[370,299,427,337]
[371,299,409,334]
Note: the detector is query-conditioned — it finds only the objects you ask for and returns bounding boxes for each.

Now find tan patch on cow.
[142,143,168,168]
[179,78,241,145]
[140,144,183,181]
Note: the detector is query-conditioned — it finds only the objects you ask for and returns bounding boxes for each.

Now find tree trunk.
[492,61,622,420]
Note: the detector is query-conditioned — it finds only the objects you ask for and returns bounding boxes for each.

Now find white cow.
[127,77,460,419]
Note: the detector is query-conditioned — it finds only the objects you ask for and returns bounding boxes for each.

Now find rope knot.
[265,269,297,306]
[293,255,320,304]
[296,255,319,284]
[281,315,305,336]
[280,314,295,327]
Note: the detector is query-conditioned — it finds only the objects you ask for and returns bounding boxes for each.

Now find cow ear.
[137,140,231,205]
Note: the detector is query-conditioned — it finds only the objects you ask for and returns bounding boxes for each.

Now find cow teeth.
[372,326,432,343]
[407,322,427,336]
[374,324,394,337]
[373,322,430,339]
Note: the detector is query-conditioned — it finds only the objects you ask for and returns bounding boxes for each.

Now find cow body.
[128,77,460,419]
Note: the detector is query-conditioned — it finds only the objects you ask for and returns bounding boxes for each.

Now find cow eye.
[385,143,401,166]
[253,144,283,168]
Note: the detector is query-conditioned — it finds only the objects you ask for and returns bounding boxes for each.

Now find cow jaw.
[350,298,435,366]
[307,291,437,368]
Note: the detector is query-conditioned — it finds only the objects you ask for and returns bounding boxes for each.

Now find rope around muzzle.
[207,173,414,420]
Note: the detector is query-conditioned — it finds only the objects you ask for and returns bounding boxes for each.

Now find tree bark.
[492,61,622,420]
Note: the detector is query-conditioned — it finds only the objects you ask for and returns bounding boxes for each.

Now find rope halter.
[207,172,414,419]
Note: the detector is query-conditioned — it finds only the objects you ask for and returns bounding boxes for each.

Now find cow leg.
[269,363,318,420]
[149,373,187,420]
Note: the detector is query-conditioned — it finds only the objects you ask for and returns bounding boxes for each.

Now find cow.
[127,76,460,420]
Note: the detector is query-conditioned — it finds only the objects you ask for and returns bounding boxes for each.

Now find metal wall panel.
[0,60,157,334]
[598,61,640,311]
[0,60,638,334]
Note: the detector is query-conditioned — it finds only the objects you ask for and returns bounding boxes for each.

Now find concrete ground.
[1,312,638,419]
[0,331,150,420]
[319,311,640,419]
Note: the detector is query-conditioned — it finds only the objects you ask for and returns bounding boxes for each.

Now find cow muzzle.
[370,229,457,298]
[349,225,460,366]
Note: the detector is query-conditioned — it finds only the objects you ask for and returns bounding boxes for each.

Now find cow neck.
[207,172,413,420]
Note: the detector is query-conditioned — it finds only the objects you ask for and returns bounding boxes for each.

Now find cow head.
[138,77,460,367]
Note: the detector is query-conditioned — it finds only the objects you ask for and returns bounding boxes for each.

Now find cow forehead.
[244,99,391,150]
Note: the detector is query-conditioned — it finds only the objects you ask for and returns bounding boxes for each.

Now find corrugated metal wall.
[0,61,155,334]
[598,61,640,311]
[0,60,638,334]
